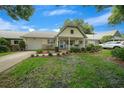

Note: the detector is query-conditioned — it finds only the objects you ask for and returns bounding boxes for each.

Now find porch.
[55,36,86,50]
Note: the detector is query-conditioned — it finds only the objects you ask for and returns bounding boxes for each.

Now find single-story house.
[0,30,27,51]
[0,26,123,51]
[86,30,123,45]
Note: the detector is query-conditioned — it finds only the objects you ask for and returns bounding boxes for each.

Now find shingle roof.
[0,31,27,39]
[87,30,119,40]
[22,31,58,38]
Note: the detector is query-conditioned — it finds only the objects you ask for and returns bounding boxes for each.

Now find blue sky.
[0,5,124,33]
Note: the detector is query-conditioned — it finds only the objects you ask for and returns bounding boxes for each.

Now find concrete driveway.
[0,51,36,73]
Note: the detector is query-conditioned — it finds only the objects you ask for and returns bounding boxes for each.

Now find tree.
[95,5,124,25]
[62,19,94,34]
[0,38,9,46]
[0,38,10,52]
[19,40,26,51]
[0,5,34,21]
[101,35,113,43]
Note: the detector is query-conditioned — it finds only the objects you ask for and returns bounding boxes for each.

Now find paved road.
[0,51,36,73]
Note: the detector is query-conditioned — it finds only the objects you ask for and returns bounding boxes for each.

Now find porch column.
[68,37,70,50]
[56,37,59,47]
[83,38,86,48]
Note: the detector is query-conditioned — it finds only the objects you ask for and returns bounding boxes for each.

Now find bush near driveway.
[0,45,10,53]
[86,44,102,53]
[111,48,124,61]
[0,38,10,53]
[19,40,26,51]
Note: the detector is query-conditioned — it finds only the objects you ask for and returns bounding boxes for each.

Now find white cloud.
[0,18,34,31]
[85,12,111,26]
[29,28,35,32]
[52,29,59,32]
[38,28,59,32]
[43,9,76,16]
[0,18,18,30]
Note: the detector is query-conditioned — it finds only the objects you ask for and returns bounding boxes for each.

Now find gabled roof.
[87,30,120,40]
[56,26,87,38]
[0,31,27,39]
[22,31,58,38]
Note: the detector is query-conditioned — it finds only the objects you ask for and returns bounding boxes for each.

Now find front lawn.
[0,50,124,88]
[0,52,14,57]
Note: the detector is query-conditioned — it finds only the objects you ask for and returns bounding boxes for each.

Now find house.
[86,30,123,44]
[0,28,123,51]
[22,26,87,50]
[0,30,27,51]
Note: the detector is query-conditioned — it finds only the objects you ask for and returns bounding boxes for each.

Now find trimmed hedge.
[111,48,124,61]
[86,44,102,53]
[70,47,81,53]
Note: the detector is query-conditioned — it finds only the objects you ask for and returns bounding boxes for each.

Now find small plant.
[66,51,69,54]
[62,52,66,55]
[111,48,124,61]
[31,54,34,57]
[48,52,53,56]
[36,54,39,57]
[57,53,60,56]
[36,49,43,54]
[81,47,87,52]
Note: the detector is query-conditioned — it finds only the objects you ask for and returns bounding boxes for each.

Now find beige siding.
[24,38,53,50]
[59,27,84,38]
[87,39,99,45]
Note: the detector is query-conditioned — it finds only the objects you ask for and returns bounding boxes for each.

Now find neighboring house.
[0,31,26,51]
[0,28,123,51]
[86,30,123,45]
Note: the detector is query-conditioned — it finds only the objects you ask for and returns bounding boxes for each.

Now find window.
[14,40,19,44]
[70,30,74,34]
[48,39,54,44]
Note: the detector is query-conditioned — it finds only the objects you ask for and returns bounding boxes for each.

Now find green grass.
[0,52,14,57]
[0,50,124,88]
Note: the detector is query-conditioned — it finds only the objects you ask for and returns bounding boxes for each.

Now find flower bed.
[31,50,69,57]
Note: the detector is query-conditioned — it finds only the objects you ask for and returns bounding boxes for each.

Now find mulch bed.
[107,57,124,67]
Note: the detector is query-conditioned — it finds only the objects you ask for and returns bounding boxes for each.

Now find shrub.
[86,44,101,53]
[31,54,34,57]
[36,49,43,54]
[111,48,124,61]
[55,47,59,52]
[70,47,81,53]
[101,35,113,43]
[57,53,60,56]
[66,51,69,54]
[81,47,87,52]
[62,52,66,55]
[0,45,10,53]
[48,52,53,56]
[36,54,39,57]
[19,40,26,51]
[11,45,20,51]
[0,38,9,46]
